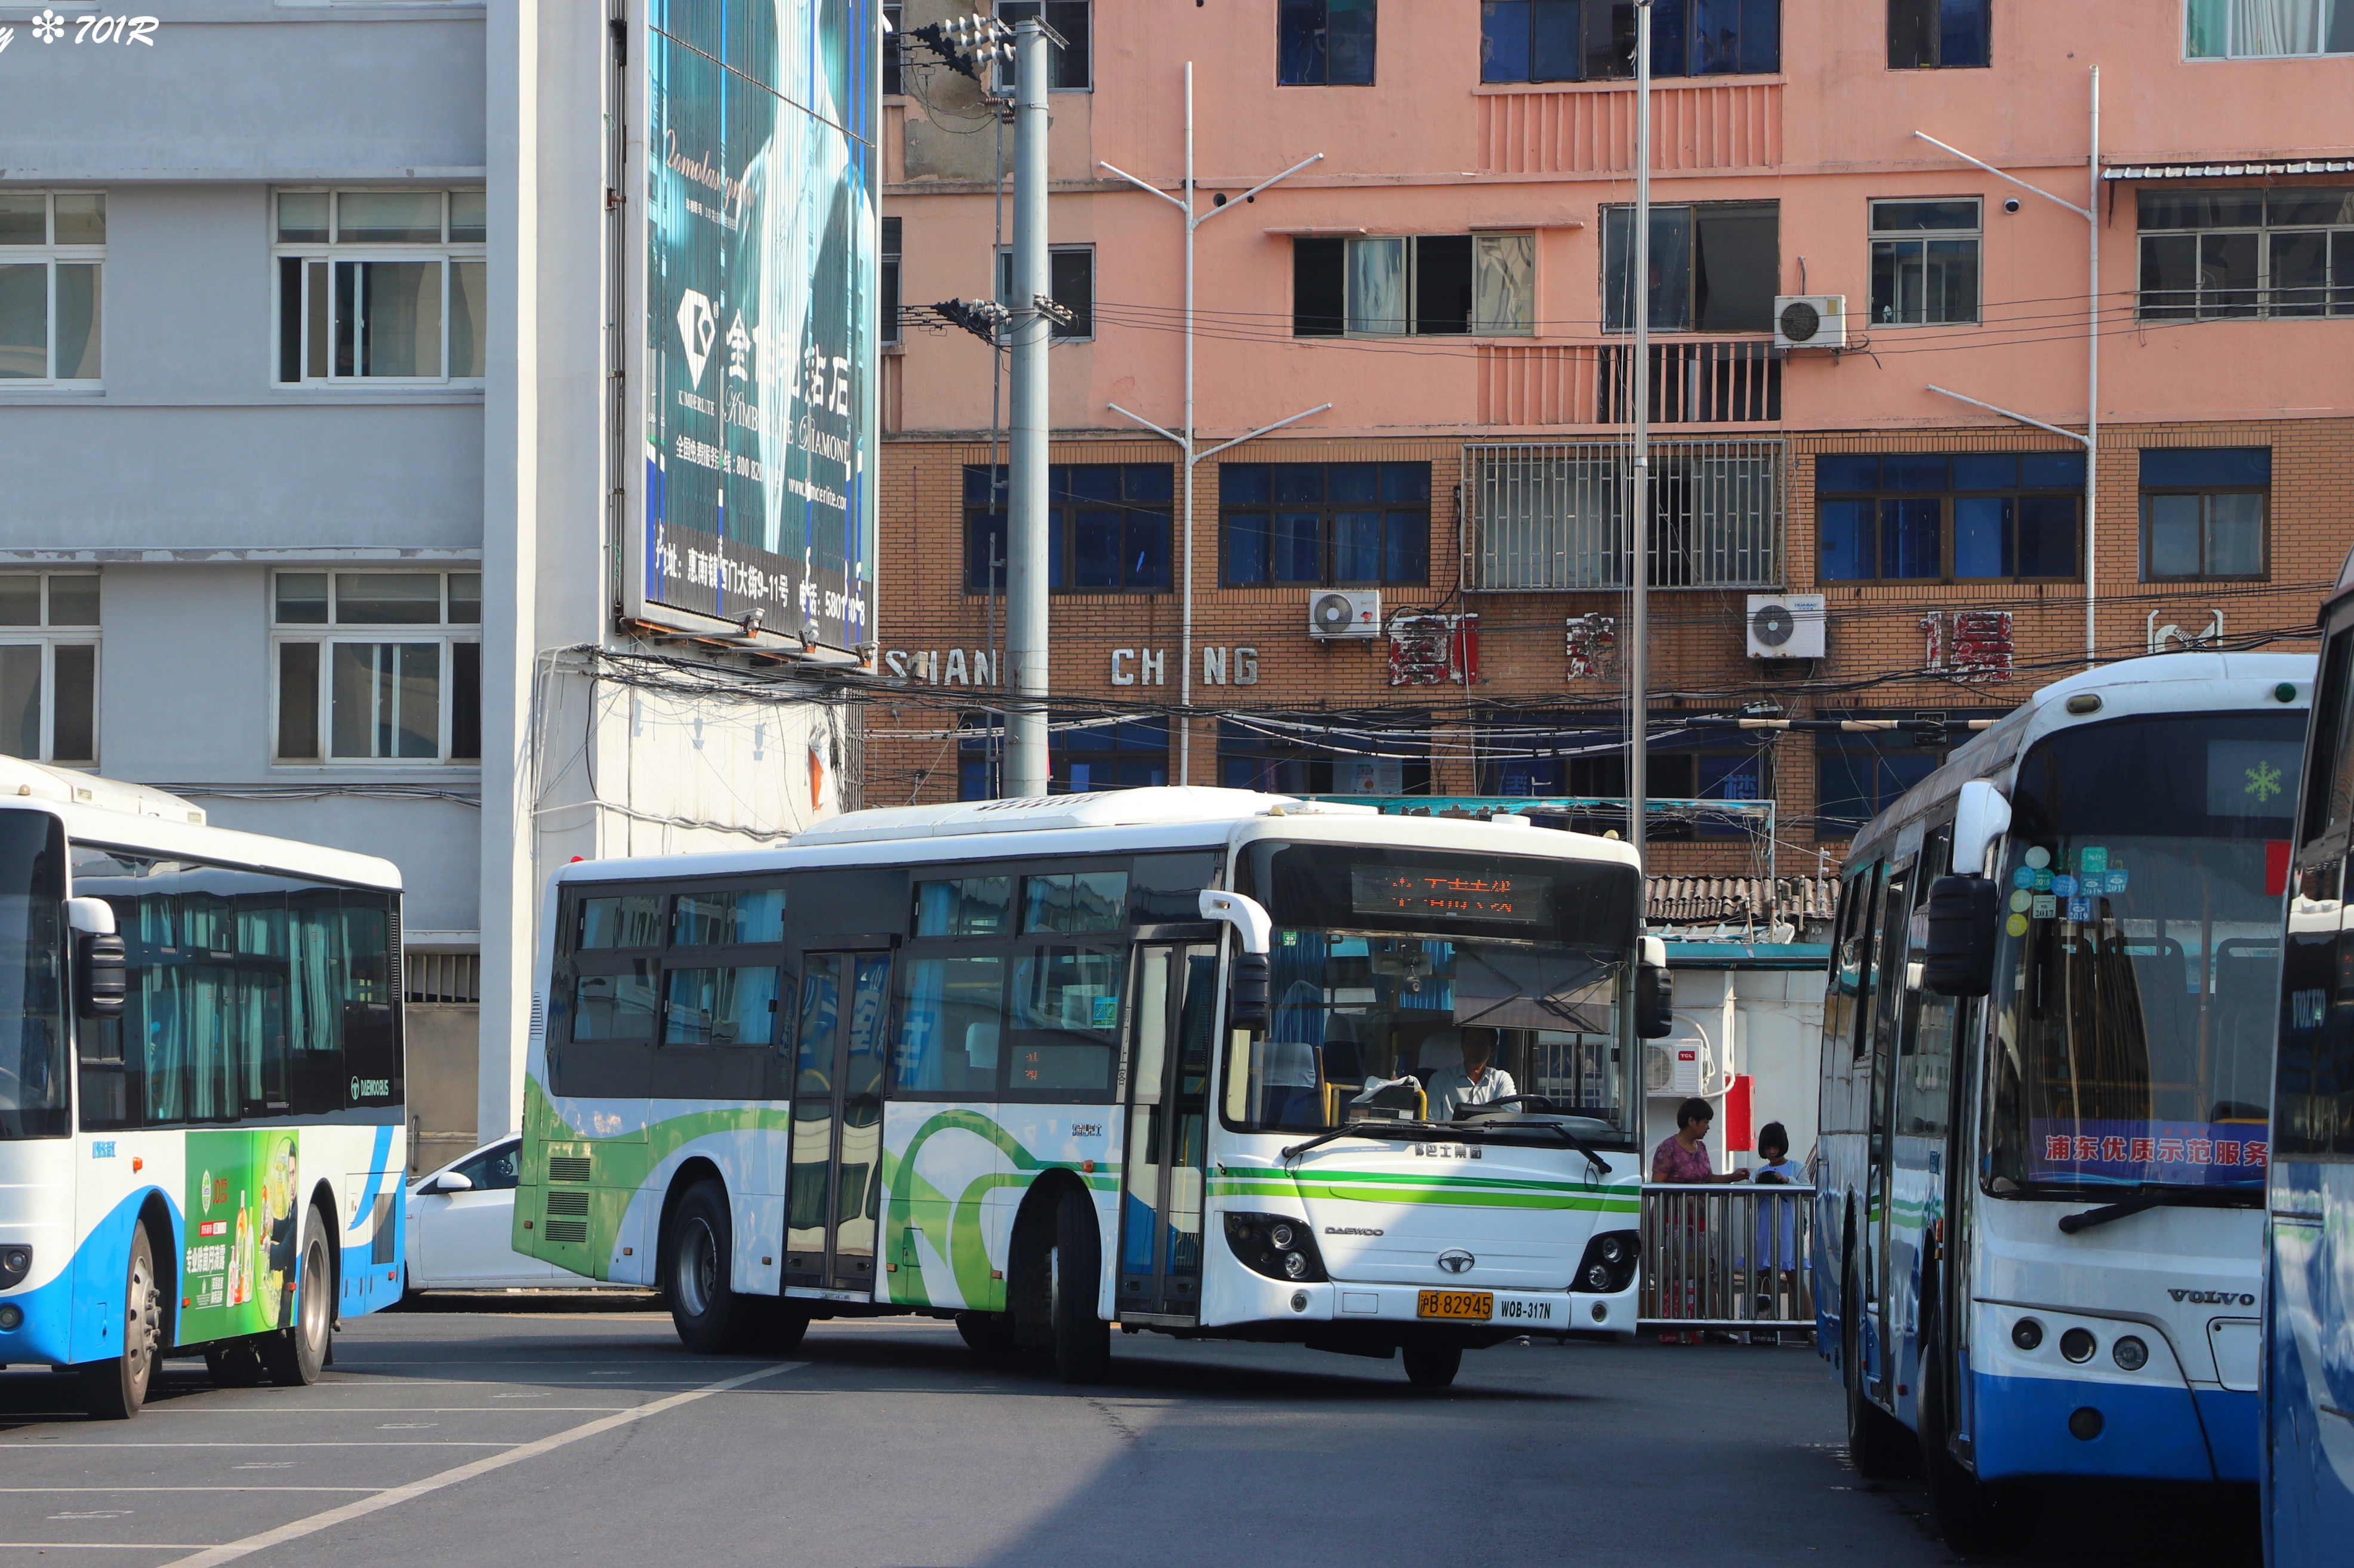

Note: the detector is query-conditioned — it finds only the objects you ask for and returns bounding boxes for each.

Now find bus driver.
[1425,1027,1517,1120]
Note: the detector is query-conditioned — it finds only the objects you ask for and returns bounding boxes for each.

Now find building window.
[1462,439,1782,589]
[2140,447,2270,581]
[1814,723,1955,836]
[272,571,483,765]
[882,217,902,346]
[1221,462,1432,587]
[1480,0,1779,81]
[274,189,488,383]
[960,717,1168,799]
[1280,0,1378,84]
[1292,233,1535,337]
[964,464,1174,594]
[1817,452,2084,583]
[994,1,1090,90]
[0,192,104,384]
[1602,203,1779,332]
[2138,187,2354,318]
[1869,199,1980,325]
[997,245,1094,340]
[2187,0,2354,58]
[1219,717,1431,795]
[1887,0,1991,68]
[883,1,904,94]
[0,574,99,768]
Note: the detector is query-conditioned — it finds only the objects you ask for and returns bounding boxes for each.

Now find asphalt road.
[0,1301,2259,1567]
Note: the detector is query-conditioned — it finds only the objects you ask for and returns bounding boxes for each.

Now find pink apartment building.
[867,0,2353,880]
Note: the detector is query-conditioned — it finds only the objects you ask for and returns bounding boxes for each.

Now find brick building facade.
[864,1,2354,875]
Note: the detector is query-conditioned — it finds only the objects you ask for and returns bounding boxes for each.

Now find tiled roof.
[2103,159,2354,180]
[1647,875,1838,929]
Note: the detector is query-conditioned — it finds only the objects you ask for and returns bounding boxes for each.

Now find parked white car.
[403,1136,612,1292]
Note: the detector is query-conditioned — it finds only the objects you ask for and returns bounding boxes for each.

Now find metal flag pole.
[1003,17,1051,797]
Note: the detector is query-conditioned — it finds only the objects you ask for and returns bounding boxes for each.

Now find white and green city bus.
[0,762,408,1418]
[516,787,1663,1384]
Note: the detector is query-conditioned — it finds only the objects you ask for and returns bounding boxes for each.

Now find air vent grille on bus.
[543,1220,588,1244]
[528,991,545,1044]
[544,1190,591,1217]
[548,1157,593,1184]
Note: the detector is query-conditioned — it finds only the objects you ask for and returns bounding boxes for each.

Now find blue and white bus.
[1815,651,2309,1551]
[2268,557,2354,1563]
[0,762,406,1418]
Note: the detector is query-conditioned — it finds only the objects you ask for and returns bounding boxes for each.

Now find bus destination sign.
[1349,867,1552,926]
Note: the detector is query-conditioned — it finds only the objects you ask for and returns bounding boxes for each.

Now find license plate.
[1417,1289,1493,1321]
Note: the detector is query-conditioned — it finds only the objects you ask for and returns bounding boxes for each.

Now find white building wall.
[1649,963,1827,1175]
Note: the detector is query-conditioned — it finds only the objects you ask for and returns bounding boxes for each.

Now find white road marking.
[3,1442,514,1450]
[144,1407,635,1415]
[0,1489,376,1495]
[153,1361,803,1568]
[0,1545,219,1551]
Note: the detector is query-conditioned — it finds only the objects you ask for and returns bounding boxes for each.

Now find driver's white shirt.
[1426,1066,1518,1121]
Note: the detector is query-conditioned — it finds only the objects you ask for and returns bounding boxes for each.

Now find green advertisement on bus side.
[180,1129,301,1343]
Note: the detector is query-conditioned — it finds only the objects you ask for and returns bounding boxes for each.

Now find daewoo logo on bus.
[1324,1226,1384,1237]
[2168,1287,2258,1306]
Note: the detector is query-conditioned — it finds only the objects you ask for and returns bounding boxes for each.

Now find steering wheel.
[1456,1093,1558,1117]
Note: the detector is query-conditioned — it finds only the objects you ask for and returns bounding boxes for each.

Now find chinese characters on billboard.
[643,0,879,652]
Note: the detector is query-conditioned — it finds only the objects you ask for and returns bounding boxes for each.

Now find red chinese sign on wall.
[1920,609,2013,681]
[1389,613,1479,686]
[1563,614,1617,681]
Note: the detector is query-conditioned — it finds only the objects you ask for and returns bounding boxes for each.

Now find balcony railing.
[1598,340,1781,425]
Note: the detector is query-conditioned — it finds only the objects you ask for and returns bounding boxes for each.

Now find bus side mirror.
[67,897,124,1019]
[1198,890,1274,1031]
[1229,953,1270,1031]
[1952,780,2012,878]
[1923,875,2000,997]
[1635,935,1674,1039]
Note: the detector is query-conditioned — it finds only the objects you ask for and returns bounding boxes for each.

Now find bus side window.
[1848,864,1885,1064]
[1898,827,1956,1139]
[2297,627,2354,903]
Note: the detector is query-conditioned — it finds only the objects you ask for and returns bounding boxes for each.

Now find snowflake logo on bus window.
[2245,760,2284,804]
[30,10,67,42]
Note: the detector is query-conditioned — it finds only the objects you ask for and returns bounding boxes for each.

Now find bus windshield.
[0,811,67,1141]
[1234,842,1640,1142]
[1986,711,2305,1196]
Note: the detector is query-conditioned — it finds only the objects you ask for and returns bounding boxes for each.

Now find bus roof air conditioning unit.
[1774,295,1845,350]
[1746,593,1826,660]
[1310,590,1381,639]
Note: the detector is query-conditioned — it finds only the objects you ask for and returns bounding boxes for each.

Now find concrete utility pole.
[1003,17,1053,798]
[1628,0,1654,870]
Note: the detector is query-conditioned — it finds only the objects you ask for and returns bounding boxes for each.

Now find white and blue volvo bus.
[1816,651,2309,1551]
[0,762,406,1418]
[2268,556,2354,1563]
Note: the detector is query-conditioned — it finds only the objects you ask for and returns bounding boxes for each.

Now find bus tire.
[1049,1190,1110,1384]
[1844,1255,1911,1478]
[762,1299,812,1353]
[1920,1295,2039,1552]
[667,1181,753,1355]
[259,1207,332,1387]
[204,1340,269,1388]
[80,1224,162,1420]
[956,1311,1018,1356]
[1402,1338,1463,1388]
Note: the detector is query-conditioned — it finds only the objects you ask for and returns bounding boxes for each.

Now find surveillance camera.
[2004,198,2021,214]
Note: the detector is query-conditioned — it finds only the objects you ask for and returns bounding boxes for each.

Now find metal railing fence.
[1461,438,1783,591]
[1638,1182,1816,1334]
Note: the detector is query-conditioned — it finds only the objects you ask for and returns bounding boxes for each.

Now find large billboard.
[640,0,879,654]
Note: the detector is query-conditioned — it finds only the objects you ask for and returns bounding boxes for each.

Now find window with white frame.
[1869,199,1982,325]
[272,572,482,765]
[0,574,99,768]
[2139,187,2354,318]
[1292,233,1535,337]
[273,190,487,384]
[0,193,103,383]
[2186,0,2354,58]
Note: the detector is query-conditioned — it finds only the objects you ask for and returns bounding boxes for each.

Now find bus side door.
[1117,941,1219,1321]
[1864,857,1914,1403]
[1891,824,1958,1430]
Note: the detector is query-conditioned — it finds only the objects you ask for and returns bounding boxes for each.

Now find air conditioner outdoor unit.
[1746,593,1827,660]
[1644,1042,1707,1097]
[1309,590,1382,639]
[1773,294,1846,351]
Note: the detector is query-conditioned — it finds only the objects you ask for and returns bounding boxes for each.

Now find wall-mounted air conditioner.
[1745,593,1827,660]
[1309,590,1381,639]
[1773,294,1846,351]
[1644,1042,1707,1097]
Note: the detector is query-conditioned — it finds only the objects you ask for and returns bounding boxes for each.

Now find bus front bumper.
[1973,1370,2254,1483]
[1197,1270,1638,1340]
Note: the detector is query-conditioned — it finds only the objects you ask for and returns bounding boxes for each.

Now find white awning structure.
[2104,158,2354,180]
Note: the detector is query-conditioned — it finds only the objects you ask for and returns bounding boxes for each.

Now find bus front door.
[1116,943,1218,1321]
[785,952,892,1296]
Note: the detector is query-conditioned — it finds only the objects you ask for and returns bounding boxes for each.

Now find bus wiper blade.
[2057,1196,2164,1235]
[1545,1123,1614,1180]
[1280,1121,1443,1162]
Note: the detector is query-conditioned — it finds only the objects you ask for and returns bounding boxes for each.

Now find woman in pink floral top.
[1652,1098,1752,1184]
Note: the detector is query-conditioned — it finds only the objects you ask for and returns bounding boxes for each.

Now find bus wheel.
[956,1312,1017,1356]
[1843,1256,1911,1478]
[1049,1190,1110,1384]
[260,1207,333,1386]
[1402,1338,1462,1388]
[668,1181,751,1354]
[81,1225,162,1419]
[1920,1298,2039,1552]
[204,1340,269,1388]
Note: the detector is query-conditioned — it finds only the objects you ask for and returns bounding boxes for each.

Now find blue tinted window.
[1880,498,1942,578]
[965,463,1172,593]
[1882,455,1949,491]
[1222,462,1430,586]
[1274,464,1326,504]
[1817,455,1879,491]
[1481,0,1533,81]
[2139,447,2270,488]
[2016,496,2079,577]
[2022,451,2086,488]
[1226,513,1271,584]
[1328,463,1379,503]
[1819,500,1872,580]
[1952,496,2009,578]
[1951,453,2016,489]
[1222,464,1271,504]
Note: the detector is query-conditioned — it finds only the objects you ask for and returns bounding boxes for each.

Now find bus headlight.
[1224,1213,1328,1284]
[2060,1327,2097,1363]
[1583,1262,1613,1291]
[0,1244,29,1289]
[2011,1317,2043,1351]
[1573,1230,1640,1295]
[2112,1336,2148,1372]
[0,1304,20,1330]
